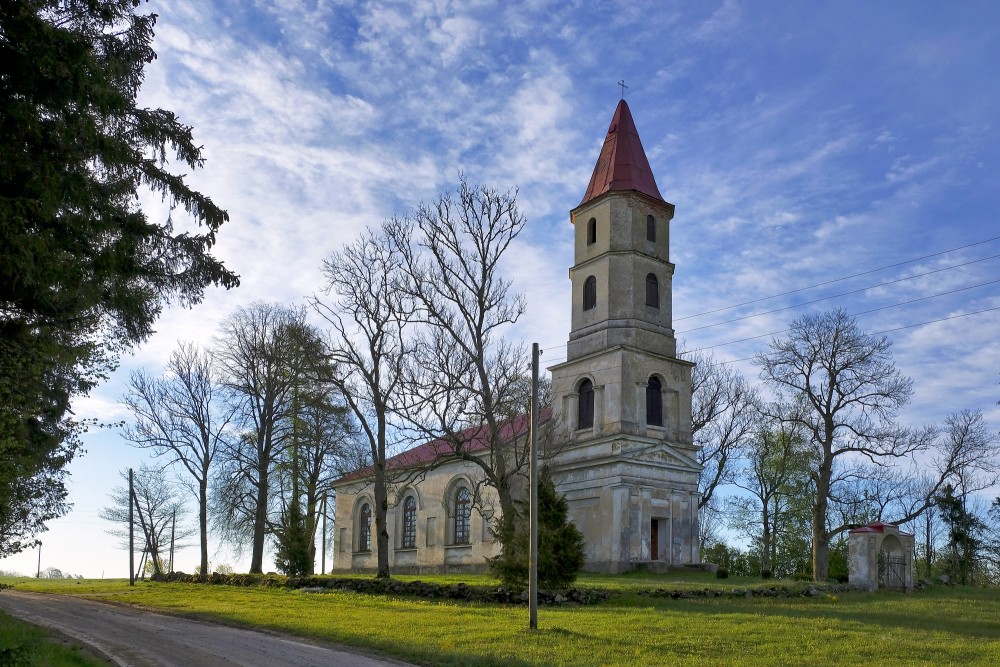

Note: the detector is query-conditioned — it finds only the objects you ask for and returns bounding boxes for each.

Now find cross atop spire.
[579,99,664,206]
[618,79,628,99]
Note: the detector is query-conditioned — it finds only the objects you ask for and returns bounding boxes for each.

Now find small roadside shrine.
[848,521,915,592]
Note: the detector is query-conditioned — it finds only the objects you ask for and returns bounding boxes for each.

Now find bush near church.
[489,470,586,590]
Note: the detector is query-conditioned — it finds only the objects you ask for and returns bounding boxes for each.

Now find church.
[330,99,702,574]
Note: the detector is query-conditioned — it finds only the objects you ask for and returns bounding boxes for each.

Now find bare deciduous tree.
[687,351,758,509]
[309,223,413,579]
[394,179,530,525]
[122,342,235,576]
[213,302,313,573]
[100,465,193,577]
[754,309,921,580]
[885,409,1000,539]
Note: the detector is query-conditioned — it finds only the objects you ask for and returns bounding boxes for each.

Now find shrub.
[716,568,729,579]
[760,569,772,579]
[274,498,311,577]
[489,470,586,590]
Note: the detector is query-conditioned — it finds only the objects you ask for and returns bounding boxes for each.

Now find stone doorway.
[879,534,907,590]
[650,518,668,562]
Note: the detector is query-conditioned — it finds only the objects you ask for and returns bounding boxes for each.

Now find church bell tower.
[549,99,702,572]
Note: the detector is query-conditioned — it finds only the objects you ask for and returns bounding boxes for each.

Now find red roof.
[333,407,552,485]
[579,99,664,206]
[848,521,912,536]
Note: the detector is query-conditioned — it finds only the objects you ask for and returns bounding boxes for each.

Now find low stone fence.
[148,571,609,605]
[637,583,860,600]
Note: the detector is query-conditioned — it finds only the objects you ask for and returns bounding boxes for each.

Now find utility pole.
[169,509,176,573]
[129,468,135,586]
[321,494,327,575]
[529,342,539,631]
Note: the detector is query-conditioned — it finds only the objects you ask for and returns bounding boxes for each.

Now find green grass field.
[0,608,106,666]
[3,573,998,666]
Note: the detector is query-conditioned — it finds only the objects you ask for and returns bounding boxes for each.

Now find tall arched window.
[358,502,372,552]
[646,376,663,427]
[646,273,659,308]
[647,214,656,242]
[583,276,597,311]
[578,378,595,430]
[587,218,597,245]
[401,496,417,549]
[454,488,472,544]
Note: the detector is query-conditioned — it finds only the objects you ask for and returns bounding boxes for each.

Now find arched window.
[587,218,597,245]
[358,502,372,552]
[646,376,663,427]
[578,378,594,430]
[646,214,656,242]
[454,488,472,544]
[583,276,597,311]
[401,496,417,549]
[646,273,659,308]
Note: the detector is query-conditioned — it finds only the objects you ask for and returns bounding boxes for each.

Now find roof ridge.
[333,407,553,484]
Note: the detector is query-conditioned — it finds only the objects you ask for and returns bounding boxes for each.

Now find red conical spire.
[579,99,664,206]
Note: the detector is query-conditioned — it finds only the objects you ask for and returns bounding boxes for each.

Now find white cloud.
[9,0,1000,578]
[692,0,742,42]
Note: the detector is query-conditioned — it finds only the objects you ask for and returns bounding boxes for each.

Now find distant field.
[3,573,999,666]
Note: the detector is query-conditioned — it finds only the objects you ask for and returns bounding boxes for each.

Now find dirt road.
[0,589,416,666]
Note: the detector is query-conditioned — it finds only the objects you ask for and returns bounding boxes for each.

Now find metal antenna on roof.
[618,79,628,99]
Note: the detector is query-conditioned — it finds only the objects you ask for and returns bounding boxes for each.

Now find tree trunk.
[812,471,830,581]
[760,501,772,574]
[304,494,318,576]
[199,479,209,576]
[923,511,932,578]
[373,462,390,579]
[250,463,269,574]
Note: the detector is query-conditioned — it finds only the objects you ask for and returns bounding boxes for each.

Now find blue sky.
[4,0,998,577]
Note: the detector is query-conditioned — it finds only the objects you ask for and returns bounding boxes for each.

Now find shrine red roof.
[579,99,665,206]
[333,407,552,485]
[848,521,910,535]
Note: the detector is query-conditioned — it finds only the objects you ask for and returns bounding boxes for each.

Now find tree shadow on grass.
[678,591,1000,641]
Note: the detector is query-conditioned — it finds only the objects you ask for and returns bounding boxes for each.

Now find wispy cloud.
[4,0,999,578]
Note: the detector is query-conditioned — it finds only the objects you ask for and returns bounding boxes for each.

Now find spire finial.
[618,80,628,99]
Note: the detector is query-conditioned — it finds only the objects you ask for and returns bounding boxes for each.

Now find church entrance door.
[651,519,659,561]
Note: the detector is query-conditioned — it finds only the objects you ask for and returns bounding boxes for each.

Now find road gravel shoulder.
[0,589,417,667]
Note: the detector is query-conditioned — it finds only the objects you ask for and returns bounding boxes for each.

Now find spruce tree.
[490,470,586,590]
[0,1,237,556]
[274,497,311,577]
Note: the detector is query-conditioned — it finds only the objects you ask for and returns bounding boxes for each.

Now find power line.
[537,236,1000,354]
[674,235,1000,322]
[542,236,1000,363]
[683,305,1000,355]
[677,255,1000,334]
[543,276,999,360]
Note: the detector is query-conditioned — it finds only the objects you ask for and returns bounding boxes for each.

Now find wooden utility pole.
[529,342,539,630]
[129,468,135,586]
[169,509,176,573]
